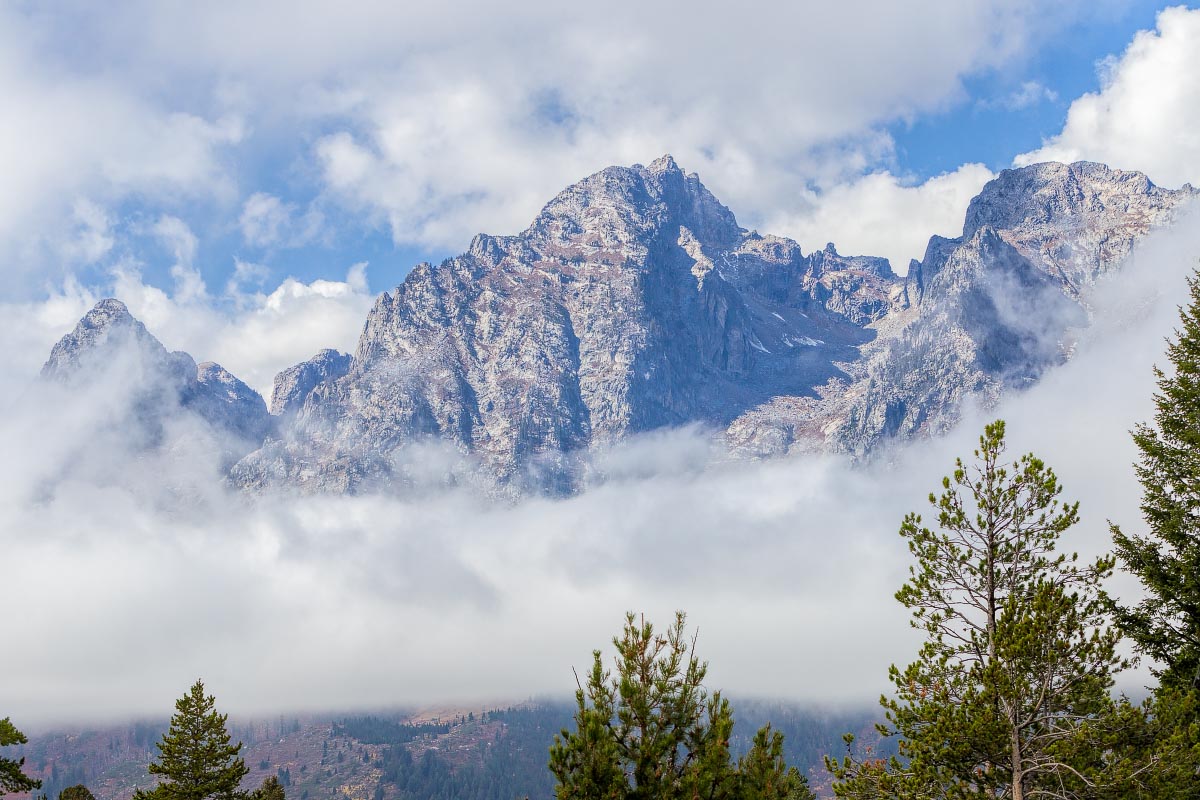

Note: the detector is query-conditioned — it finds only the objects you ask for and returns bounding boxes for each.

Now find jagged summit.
[528,152,743,255]
[42,298,156,379]
[41,157,1199,496]
[270,349,352,418]
[228,156,1195,494]
[84,297,132,319]
[647,153,680,174]
[962,161,1194,293]
[42,298,271,454]
[965,161,1162,237]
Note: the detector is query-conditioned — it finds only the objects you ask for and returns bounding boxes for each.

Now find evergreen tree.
[1112,270,1200,690]
[829,421,1141,800]
[0,718,41,795]
[251,776,285,800]
[134,680,248,800]
[549,611,813,800]
[1108,268,1200,796]
[736,726,809,800]
[58,785,96,800]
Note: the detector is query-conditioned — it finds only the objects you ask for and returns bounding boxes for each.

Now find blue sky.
[183,0,1197,292]
[4,1,1200,392]
[891,0,1183,175]
[92,1,1199,296]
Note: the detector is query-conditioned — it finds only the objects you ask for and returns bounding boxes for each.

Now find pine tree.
[58,785,96,800]
[736,726,809,800]
[1108,268,1200,796]
[829,421,1141,800]
[1112,270,1200,690]
[0,718,41,795]
[134,680,248,800]
[549,612,813,800]
[251,776,284,800]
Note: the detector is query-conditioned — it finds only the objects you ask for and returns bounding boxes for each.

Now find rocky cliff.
[42,298,271,460]
[42,158,1196,495]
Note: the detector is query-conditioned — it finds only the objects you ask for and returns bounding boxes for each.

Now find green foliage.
[133,680,249,800]
[1112,270,1200,690]
[829,421,1142,800]
[332,719,450,745]
[735,726,810,800]
[0,717,42,795]
[1108,268,1200,796]
[549,611,813,800]
[356,702,869,800]
[58,785,96,800]
[251,776,284,800]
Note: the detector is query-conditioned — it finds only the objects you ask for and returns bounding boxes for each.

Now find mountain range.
[41,156,1197,494]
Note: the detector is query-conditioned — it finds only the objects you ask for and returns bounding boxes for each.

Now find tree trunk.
[1011,728,1024,800]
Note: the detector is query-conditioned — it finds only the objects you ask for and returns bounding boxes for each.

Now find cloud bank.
[3,201,1198,728]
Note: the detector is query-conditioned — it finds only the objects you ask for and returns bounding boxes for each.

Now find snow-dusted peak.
[961,160,1197,292]
[526,156,741,252]
[42,298,163,379]
[647,153,681,175]
[964,161,1180,238]
[41,299,271,453]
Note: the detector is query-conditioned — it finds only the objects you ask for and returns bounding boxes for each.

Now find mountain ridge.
[41,157,1198,494]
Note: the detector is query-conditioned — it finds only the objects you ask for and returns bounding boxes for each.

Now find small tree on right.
[829,421,1143,800]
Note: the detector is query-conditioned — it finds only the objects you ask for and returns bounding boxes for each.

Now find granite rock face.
[42,299,271,458]
[269,349,353,417]
[230,156,911,493]
[729,162,1194,457]
[42,158,1196,496]
[229,157,1195,493]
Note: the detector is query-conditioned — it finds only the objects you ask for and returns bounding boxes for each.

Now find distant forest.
[338,702,884,800]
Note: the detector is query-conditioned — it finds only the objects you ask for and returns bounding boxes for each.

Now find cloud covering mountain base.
[3,202,1198,727]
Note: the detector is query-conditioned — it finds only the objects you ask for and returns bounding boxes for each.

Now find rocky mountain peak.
[270,349,353,417]
[42,299,271,454]
[962,160,1196,293]
[964,161,1164,238]
[41,298,155,379]
[528,154,741,253]
[647,153,681,175]
[40,156,1196,497]
[86,297,134,322]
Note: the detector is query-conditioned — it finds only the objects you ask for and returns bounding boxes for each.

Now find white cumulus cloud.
[767,164,995,273]
[0,265,374,402]
[1016,5,1200,188]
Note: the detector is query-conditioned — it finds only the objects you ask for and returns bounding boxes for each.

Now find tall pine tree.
[1107,268,1200,797]
[829,421,1143,800]
[1112,269,1200,690]
[134,681,248,800]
